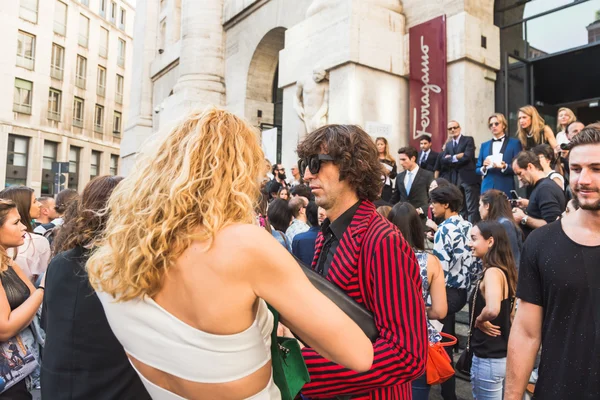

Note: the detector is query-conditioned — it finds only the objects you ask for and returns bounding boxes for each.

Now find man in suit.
[391,147,434,224]
[476,113,523,197]
[417,135,439,172]
[440,120,481,223]
[297,124,426,399]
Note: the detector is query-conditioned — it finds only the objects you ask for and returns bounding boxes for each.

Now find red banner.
[409,15,447,152]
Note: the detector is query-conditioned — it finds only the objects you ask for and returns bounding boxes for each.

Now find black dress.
[0,267,33,400]
[379,158,397,202]
[41,246,150,400]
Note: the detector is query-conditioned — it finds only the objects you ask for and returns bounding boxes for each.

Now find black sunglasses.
[489,122,500,128]
[298,154,336,176]
[447,126,460,131]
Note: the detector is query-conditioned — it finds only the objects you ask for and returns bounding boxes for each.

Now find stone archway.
[245,27,287,129]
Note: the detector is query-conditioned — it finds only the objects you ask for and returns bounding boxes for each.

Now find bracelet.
[37,286,45,291]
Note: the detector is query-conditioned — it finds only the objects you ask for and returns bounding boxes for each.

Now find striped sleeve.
[300,233,427,397]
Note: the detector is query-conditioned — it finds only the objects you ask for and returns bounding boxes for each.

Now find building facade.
[123,0,600,174]
[0,0,134,195]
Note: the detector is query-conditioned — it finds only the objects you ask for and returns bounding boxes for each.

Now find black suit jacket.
[440,135,480,186]
[418,150,438,172]
[390,167,434,214]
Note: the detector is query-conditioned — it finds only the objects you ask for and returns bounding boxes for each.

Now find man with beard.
[511,151,566,238]
[271,163,289,189]
[505,124,600,400]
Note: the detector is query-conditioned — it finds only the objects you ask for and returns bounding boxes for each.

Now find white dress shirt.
[404,165,420,189]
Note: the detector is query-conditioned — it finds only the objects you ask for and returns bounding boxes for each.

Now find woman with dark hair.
[479,190,523,268]
[531,144,565,191]
[41,175,151,399]
[376,137,397,202]
[467,220,518,400]
[0,187,49,282]
[277,186,290,201]
[266,198,293,251]
[0,199,45,399]
[388,202,447,400]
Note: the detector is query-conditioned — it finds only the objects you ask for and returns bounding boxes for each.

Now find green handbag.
[268,305,310,400]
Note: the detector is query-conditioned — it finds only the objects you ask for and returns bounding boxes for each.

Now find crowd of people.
[0,104,596,400]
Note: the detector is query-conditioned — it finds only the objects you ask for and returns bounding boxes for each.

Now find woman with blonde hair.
[88,108,373,399]
[516,105,558,151]
[376,137,397,202]
[555,107,577,146]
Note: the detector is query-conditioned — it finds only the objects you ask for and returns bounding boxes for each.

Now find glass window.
[54,1,68,36]
[48,88,62,121]
[76,55,87,89]
[13,78,33,114]
[99,27,109,57]
[110,154,118,175]
[68,147,79,192]
[117,38,125,67]
[97,66,106,96]
[94,104,104,132]
[73,97,84,127]
[16,31,36,70]
[115,74,124,104]
[79,14,89,47]
[50,43,64,80]
[43,141,58,170]
[110,2,117,23]
[99,0,106,18]
[90,151,100,178]
[119,7,126,30]
[113,111,121,135]
[19,0,38,23]
[525,0,600,60]
[7,135,29,168]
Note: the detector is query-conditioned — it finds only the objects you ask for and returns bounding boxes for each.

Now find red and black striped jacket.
[301,200,427,399]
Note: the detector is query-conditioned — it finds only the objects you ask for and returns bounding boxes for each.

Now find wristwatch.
[521,215,529,226]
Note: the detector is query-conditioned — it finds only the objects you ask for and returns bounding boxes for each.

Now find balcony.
[99,45,107,58]
[48,110,61,121]
[78,34,89,48]
[117,56,125,67]
[73,117,83,128]
[76,75,86,89]
[115,93,123,104]
[16,55,34,70]
[50,65,63,80]
[54,21,66,36]
[97,84,105,97]
[13,103,32,114]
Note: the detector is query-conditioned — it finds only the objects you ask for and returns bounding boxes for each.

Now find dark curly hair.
[297,125,383,201]
[53,175,123,255]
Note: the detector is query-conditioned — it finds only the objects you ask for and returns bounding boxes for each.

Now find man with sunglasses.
[296,125,427,399]
[440,120,481,223]
[476,113,523,197]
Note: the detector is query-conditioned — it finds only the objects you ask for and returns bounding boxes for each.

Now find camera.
[560,142,570,151]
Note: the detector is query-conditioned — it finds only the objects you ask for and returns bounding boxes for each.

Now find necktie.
[492,137,504,142]
[406,171,414,195]
[420,152,427,165]
[453,140,458,152]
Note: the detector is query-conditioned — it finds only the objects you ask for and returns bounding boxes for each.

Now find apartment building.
[0,0,134,195]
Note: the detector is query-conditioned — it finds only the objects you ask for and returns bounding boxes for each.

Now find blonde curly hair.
[87,108,266,301]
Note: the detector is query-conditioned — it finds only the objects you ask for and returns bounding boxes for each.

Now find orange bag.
[426,332,457,385]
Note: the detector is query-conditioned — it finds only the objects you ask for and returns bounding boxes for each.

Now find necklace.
[526,133,533,138]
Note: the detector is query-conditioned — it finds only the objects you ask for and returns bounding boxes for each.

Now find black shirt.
[524,177,566,237]
[517,221,600,399]
[41,246,151,400]
[316,201,361,276]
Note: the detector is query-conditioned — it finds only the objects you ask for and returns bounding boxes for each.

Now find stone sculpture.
[294,67,329,135]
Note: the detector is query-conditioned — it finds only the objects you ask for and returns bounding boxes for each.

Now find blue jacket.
[476,137,522,196]
[291,226,319,266]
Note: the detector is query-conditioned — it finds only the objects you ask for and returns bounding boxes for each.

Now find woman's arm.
[426,254,447,320]
[476,268,506,324]
[0,264,44,341]
[544,125,558,150]
[243,225,374,372]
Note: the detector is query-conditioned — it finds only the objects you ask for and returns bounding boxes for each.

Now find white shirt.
[404,165,420,188]
[9,233,51,281]
[491,135,505,155]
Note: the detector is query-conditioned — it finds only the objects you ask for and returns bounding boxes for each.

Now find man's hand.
[456,153,464,160]
[512,207,526,223]
[416,207,424,215]
[483,158,492,167]
[425,218,438,231]
[516,198,529,208]
[500,161,507,170]
[444,154,451,159]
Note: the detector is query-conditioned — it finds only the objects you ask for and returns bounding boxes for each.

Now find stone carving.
[294,67,329,134]
[306,0,402,17]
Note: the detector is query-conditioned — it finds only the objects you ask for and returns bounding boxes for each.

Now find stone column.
[120,0,160,175]
[166,0,226,114]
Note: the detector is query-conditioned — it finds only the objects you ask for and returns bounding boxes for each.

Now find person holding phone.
[476,113,523,198]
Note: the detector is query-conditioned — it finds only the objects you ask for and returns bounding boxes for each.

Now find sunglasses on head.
[298,154,336,176]
[489,122,500,128]
[447,126,460,131]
